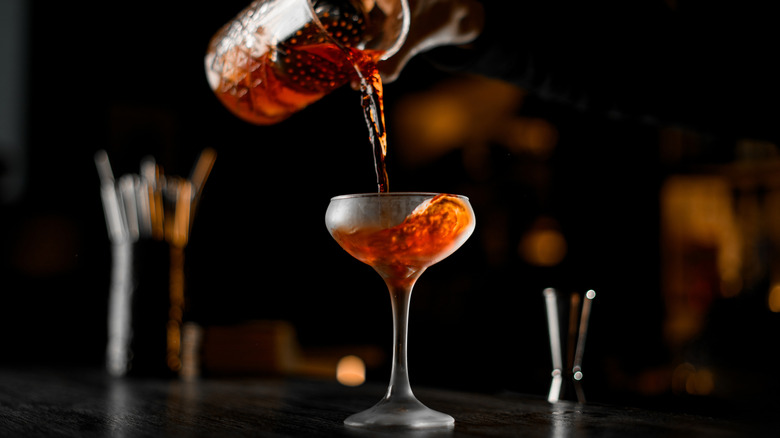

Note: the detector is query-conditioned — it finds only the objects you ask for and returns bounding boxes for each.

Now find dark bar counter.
[0,367,773,437]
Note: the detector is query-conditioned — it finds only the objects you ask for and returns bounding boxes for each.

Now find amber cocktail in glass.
[325,192,475,428]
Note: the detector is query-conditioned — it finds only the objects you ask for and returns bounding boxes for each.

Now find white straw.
[543,288,563,373]
[95,150,127,243]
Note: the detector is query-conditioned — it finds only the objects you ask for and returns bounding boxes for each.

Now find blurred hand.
[378,0,484,82]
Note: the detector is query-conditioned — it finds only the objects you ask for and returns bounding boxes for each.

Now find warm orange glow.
[501,117,558,158]
[660,176,741,347]
[671,362,695,394]
[394,94,470,164]
[672,362,714,396]
[768,284,780,312]
[519,219,567,267]
[337,355,366,386]
[686,368,714,396]
[393,76,525,168]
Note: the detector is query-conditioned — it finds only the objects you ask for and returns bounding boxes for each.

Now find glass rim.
[329,192,469,201]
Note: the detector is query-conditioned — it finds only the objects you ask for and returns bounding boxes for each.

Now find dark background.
[2,0,779,421]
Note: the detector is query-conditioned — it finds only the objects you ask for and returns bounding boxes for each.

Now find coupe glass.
[325,192,475,428]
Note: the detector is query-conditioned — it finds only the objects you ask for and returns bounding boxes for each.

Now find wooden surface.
[0,367,772,437]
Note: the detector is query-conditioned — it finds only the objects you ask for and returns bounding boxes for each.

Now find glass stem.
[385,279,418,402]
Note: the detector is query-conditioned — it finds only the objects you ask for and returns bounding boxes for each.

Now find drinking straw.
[95,150,133,377]
[567,292,580,372]
[118,175,140,242]
[172,180,192,248]
[543,288,563,373]
[94,150,126,243]
[135,176,152,239]
[141,157,165,241]
[189,148,217,201]
[572,290,596,381]
[187,148,217,233]
[543,288,563,402]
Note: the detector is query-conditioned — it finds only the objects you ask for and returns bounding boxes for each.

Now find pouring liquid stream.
[345,52,389,193]
[207,0,390,193]
[311,1,391,193]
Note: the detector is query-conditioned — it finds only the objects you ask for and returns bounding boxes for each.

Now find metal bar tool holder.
[543,287,596,403]
[96,149,216,379]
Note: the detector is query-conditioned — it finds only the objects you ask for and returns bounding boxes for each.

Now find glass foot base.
[344,397,454,429]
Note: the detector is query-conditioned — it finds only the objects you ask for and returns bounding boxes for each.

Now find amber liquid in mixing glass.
[209,1,390,192]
